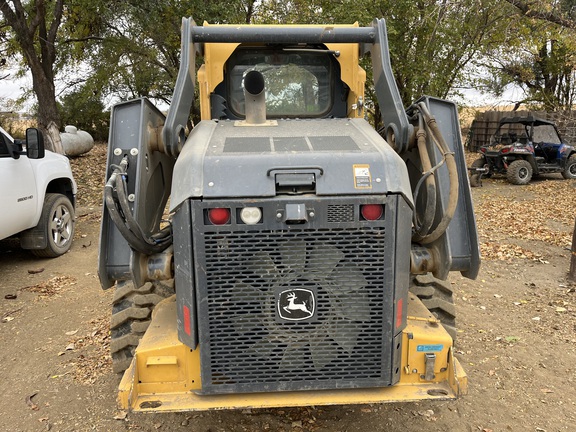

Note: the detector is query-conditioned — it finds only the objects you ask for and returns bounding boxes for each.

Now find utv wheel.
[469,158,486,188]
[506,159,533,185]
[111,280,174,374]
[410,274,457,341]
[31,193,75,257]
[562,154,576,179]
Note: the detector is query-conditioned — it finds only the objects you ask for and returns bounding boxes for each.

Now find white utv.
[0,125,76,257]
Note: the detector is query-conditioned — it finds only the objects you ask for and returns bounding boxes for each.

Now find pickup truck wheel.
[31,193,75,258]
[506,159,533,185]
[110,280,174,374]
[562,154,576,179]
[409,274,457,342]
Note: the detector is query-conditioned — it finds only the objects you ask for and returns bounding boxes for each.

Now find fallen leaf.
[65,330,78,336]
[113,411,128,420]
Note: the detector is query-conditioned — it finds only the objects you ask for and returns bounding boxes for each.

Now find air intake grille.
[196,226,394,394]
[327,204,354,223]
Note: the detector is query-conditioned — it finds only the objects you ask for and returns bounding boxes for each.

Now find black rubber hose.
[104,175,155,254]
[113,173,172,253]
[104,168,172,255]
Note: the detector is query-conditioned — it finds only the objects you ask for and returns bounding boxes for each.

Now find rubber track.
[410,274,457,341]
[110,280,174,374]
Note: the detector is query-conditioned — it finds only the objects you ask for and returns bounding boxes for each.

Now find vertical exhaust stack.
[244,70,267,125]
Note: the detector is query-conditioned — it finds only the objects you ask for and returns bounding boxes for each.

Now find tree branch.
[48,0,64,45]
[63,36,105,43]
[505,0,576,29]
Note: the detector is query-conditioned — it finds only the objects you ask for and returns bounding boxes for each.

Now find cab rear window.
[227,49,333,118]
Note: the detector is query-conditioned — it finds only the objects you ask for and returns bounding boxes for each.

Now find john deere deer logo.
[277,289,315,321]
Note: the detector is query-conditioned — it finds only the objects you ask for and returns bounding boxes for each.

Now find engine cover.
[170,118,412,210]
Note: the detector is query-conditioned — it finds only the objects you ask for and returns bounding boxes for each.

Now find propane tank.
[60,125,94,156]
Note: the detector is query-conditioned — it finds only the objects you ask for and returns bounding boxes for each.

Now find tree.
[486,1,576,110]
[258,0,511,127]
[77,0,258,116]
[0,0,64,153]
[505,0,576,29]
[59,86,109,141]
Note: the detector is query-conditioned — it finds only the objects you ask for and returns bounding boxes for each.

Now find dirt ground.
[1,145,575,432]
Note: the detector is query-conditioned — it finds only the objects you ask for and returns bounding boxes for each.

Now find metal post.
[570,217,576,281]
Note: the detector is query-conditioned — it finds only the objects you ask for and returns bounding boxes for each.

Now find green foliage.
[58,87,109,141]
[8,0,576,141]
[75,0,256,107]
[258,0,511,123]
[487,1,576,110]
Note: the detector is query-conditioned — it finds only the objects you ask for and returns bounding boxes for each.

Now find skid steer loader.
[98,18,480,412]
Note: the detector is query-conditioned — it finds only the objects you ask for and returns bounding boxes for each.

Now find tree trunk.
[0,0,65,154]
[32,68,63,154]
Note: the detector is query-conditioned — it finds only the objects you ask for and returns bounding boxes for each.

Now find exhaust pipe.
[243,70,266,125]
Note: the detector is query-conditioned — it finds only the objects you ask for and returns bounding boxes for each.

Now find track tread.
[110,280,174,374]
[410,274,457,341]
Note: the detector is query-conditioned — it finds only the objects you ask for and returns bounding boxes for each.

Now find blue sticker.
[417,344,444,352]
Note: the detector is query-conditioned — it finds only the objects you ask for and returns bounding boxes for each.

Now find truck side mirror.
[26,128,45,159]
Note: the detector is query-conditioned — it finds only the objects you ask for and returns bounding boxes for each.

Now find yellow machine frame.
[119,294,466,412]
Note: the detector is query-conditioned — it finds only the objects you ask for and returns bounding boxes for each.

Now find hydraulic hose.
[104,159,172,255]
[412,113,437,237]
[114,173,171,251]
[412,102,459,245]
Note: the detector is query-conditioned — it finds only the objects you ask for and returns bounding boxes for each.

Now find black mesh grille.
[197,226,392,394]
[327,204,354,223]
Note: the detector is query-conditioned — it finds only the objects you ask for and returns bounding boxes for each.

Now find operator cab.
[209,47,348,120]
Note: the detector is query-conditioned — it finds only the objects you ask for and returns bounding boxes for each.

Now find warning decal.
[353,164,372,189]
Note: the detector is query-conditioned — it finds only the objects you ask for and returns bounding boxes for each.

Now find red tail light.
[208,208,231,225]
[183,305,191,336]
[361,204,383,221]
[396,298,404,329]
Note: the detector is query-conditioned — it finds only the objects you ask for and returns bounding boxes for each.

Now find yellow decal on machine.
[353,164,372,189]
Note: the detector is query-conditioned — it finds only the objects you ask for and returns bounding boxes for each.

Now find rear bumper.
[118,295,467,412]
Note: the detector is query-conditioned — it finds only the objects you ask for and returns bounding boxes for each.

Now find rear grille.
[194,215,396,394]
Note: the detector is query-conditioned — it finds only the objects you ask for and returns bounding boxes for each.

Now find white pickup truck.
[0,125,77,257]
